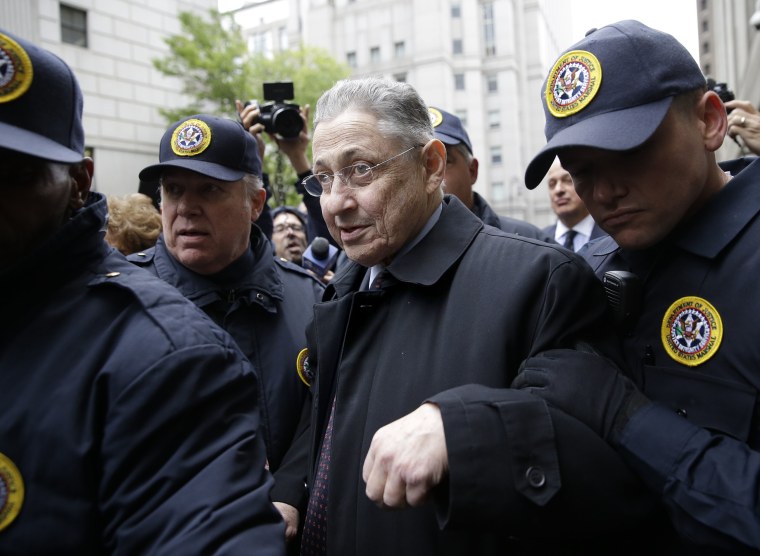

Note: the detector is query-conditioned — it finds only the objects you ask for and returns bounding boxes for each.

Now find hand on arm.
[511,348,649,445]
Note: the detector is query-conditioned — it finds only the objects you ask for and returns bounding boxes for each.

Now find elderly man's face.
[272,211,307,264]
[160,168,260,275]
[0,150,90,271]
[313,110,434,267]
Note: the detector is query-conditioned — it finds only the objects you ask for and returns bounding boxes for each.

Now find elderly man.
[0,29,283,554]
[295,77,658,555]
[428,106,552,241]
[542,159,605,251]
[518,20,760,551]
[129,114,322,543]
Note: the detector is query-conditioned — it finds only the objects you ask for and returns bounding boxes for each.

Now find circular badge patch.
[171,118,212,157]
[661,296,723,367]
[0,452,24,532]
[296,347,313,387]
[545,50,602,118]
[428,107,443,128]
[0,32,34,104]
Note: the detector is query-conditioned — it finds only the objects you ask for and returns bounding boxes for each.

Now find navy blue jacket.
[0,192,283,555]
[580,157,760,552]
[129,225,322,507]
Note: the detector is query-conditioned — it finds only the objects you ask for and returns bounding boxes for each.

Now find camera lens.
[272,107,304,138]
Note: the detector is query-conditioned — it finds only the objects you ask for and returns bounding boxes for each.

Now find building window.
[486,74,498,93]
[346,51,357,67]
[483,2,496,56]
[278,26,288,51]
[451,4,461,17]
[492,181,506,202]
[452,39,463,55]
[702,41,709,54]
[490,146,502,165]
[701,19,709,32]
[488,109,500,129]
[248,32,271,56]
[703,62,711,75]
[700,0,707,10]
[370,46,381,64]
[60,4,87,47]
[454,73,465,90]
[394,41,405,59]
[393,72,407,83]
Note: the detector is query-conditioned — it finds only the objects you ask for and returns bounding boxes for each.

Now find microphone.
[302,237,339,277]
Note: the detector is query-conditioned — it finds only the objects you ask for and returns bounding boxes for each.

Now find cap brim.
[139,159,246,182]
[524,97,674,189]
[0,121,83,163]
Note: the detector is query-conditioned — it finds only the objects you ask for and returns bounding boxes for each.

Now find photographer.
[725,99,760,156]
[237,96,336,250]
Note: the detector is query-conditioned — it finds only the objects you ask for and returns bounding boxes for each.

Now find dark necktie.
[563,229,577,251]
[301,400,335,555]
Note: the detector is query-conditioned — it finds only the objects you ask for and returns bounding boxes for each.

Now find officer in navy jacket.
[130,114,323,543]
[294,77,658,556]
[0,29,283,555]
[519,20,760,552]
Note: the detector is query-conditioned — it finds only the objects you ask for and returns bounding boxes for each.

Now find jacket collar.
[326,196,482,298]
[671,156,760,259]
[151,224,284,306]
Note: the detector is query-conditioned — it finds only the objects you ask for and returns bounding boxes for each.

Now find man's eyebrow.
[313,148,363,170]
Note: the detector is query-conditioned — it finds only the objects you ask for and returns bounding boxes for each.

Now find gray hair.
[314,77,434,150]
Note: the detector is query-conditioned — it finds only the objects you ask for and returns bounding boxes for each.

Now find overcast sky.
[570,0,700,61]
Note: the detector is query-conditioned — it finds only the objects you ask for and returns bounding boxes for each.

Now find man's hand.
[725,99,760,156]
[362,403,448,509]
[511,349,649,445]
[273,501,299,543]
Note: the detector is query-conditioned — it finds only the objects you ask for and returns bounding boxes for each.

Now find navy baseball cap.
[139,114,262,182]
[0,29,85,163]
[429,107,472,154]
[525,20,706,190]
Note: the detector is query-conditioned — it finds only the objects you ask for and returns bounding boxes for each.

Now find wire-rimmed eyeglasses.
[301,145,421,197]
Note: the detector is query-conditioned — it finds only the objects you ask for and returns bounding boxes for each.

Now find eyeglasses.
[273,222,305,234]
[302,145,421,197]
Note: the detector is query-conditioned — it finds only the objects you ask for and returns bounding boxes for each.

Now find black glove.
[511,349,649,446]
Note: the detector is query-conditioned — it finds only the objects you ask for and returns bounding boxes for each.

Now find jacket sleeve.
[428,254,656,537]
[99,342,285,556]
[618,403,760,550]
[428,383,658,539]
[271,393,311,511]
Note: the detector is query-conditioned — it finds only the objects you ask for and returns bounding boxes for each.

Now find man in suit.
[542,159,605,251]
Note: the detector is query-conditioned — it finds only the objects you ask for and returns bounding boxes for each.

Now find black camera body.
[249,82,303,138]
[708,79,735,113]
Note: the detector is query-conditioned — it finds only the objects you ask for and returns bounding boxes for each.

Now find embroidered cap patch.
[545,50,602,118]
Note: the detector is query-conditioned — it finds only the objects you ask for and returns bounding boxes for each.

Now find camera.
[246,82,303,139]
[707,78,735,112]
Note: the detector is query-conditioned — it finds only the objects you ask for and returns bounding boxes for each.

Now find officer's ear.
[248,180,267,222]
[68,158,94,211]
[700,91,728,153]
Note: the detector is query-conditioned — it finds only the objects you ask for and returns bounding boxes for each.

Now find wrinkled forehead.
[273,212,302,225]
[312,110,390,163]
